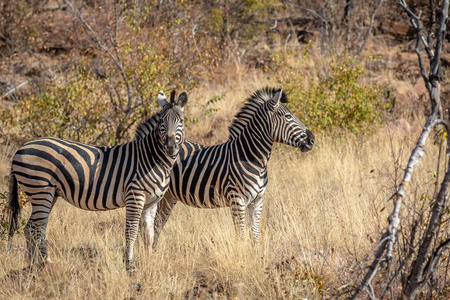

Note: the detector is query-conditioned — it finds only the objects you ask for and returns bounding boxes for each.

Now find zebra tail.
[7,173,20,248]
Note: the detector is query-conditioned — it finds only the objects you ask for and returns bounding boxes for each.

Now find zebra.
[135,87,314,247]
[7,90,188,269]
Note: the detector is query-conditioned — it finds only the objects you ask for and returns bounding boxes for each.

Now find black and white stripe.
[8,90,188,268]
[135,87,315,246]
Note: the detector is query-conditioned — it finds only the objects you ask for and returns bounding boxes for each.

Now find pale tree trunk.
[348,0,450,298]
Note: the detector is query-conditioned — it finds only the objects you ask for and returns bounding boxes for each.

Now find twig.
[192,24,201,58]
[0,35,55,81]
[270,19,277,30]
[1,81,28,99]
[284,33,291,53]
[357,0,385,56]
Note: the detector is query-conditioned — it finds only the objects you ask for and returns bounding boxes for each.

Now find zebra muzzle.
[164,137,179,156]
[300,129,315,152]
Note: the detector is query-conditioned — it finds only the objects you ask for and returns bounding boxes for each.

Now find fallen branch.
[1,81,28,99]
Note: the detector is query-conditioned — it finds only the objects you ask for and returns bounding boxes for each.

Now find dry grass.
[0,80,441,299]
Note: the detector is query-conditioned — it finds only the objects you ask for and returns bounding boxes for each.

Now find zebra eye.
[285,114,293,120]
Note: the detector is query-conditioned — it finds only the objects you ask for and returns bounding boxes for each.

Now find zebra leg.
[248,196,263,245]
[124,193,145,270]
[24,189,57,265]
[139,201,158,251]
[230,196,247,240]
[152,195,178,249]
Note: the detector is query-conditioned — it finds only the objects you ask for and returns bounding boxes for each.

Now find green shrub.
[9,69,110,144]
[275,54,387,135]
[0,1,223,146]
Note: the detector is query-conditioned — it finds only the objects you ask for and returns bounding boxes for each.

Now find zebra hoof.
[125,257,138,273]
[126,264,137,274]
[41,261,55,275]
[30,261,54,275]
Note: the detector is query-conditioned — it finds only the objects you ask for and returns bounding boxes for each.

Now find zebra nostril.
[164,141,179,156]
[306,129,315,145]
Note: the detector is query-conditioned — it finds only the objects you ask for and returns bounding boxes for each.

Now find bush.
[0,0,225,146]
[1,68,111,144]
[275,52,387,135]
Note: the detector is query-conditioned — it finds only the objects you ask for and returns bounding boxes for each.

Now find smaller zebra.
[7,90,188,269]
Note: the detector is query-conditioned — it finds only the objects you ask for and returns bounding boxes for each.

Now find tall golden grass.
[0,78,439,299]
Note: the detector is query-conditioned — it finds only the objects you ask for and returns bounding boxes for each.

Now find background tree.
[348,0,450,298]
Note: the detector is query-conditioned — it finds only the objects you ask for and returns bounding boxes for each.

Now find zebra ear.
[169,90,177,105]
[268,87,283,110]
[158,91,168,107]
[177,91,188,109]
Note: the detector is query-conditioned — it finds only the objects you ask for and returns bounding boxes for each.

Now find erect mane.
[135,87,288,141]
[228,87,288,140]
[135,111,161,140]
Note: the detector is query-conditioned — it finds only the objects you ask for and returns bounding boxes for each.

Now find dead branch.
[1,80,28,99]
[63,0,134,114]
[404,160,450,298]
[349,0,449,298]
[356,0,385,56]
[0,34,56,81]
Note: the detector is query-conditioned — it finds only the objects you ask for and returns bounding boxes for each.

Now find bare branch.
[1,80,28,99]
[357,0,384,56]
[63,0,107,50]
[0,34,56,81]
[350,0,449,297]
[64,0,134,117]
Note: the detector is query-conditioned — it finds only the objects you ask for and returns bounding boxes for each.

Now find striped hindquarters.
[11,137,136,210]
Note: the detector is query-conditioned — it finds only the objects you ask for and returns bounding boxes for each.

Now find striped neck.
[233,111,274,169]
[228,87,288,140]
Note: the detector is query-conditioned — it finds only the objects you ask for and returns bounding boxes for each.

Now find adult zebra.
[8,90,188,269]
[135,87,314,247]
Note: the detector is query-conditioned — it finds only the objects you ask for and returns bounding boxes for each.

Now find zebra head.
[157,90,188,156]
[266,87,315,152]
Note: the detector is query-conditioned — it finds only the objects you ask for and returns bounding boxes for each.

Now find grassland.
[0,78,440,299]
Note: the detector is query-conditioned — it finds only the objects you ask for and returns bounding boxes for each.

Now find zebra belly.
[57,187,126,211]
[169,165,268,209]
[171,176,265,209]
[170,178,225,208]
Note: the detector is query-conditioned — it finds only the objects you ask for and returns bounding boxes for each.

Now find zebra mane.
[135,87,288,141]
[228,87,288,140]
[135,112,161,140]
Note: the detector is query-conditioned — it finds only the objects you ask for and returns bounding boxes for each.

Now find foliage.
[0,42,189,145]
[1,68,110,144]
[274,53,387,135]
[0,0,43,57]
[202,0,283,46]
[0,1,223,145]
[202,94,224,117]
